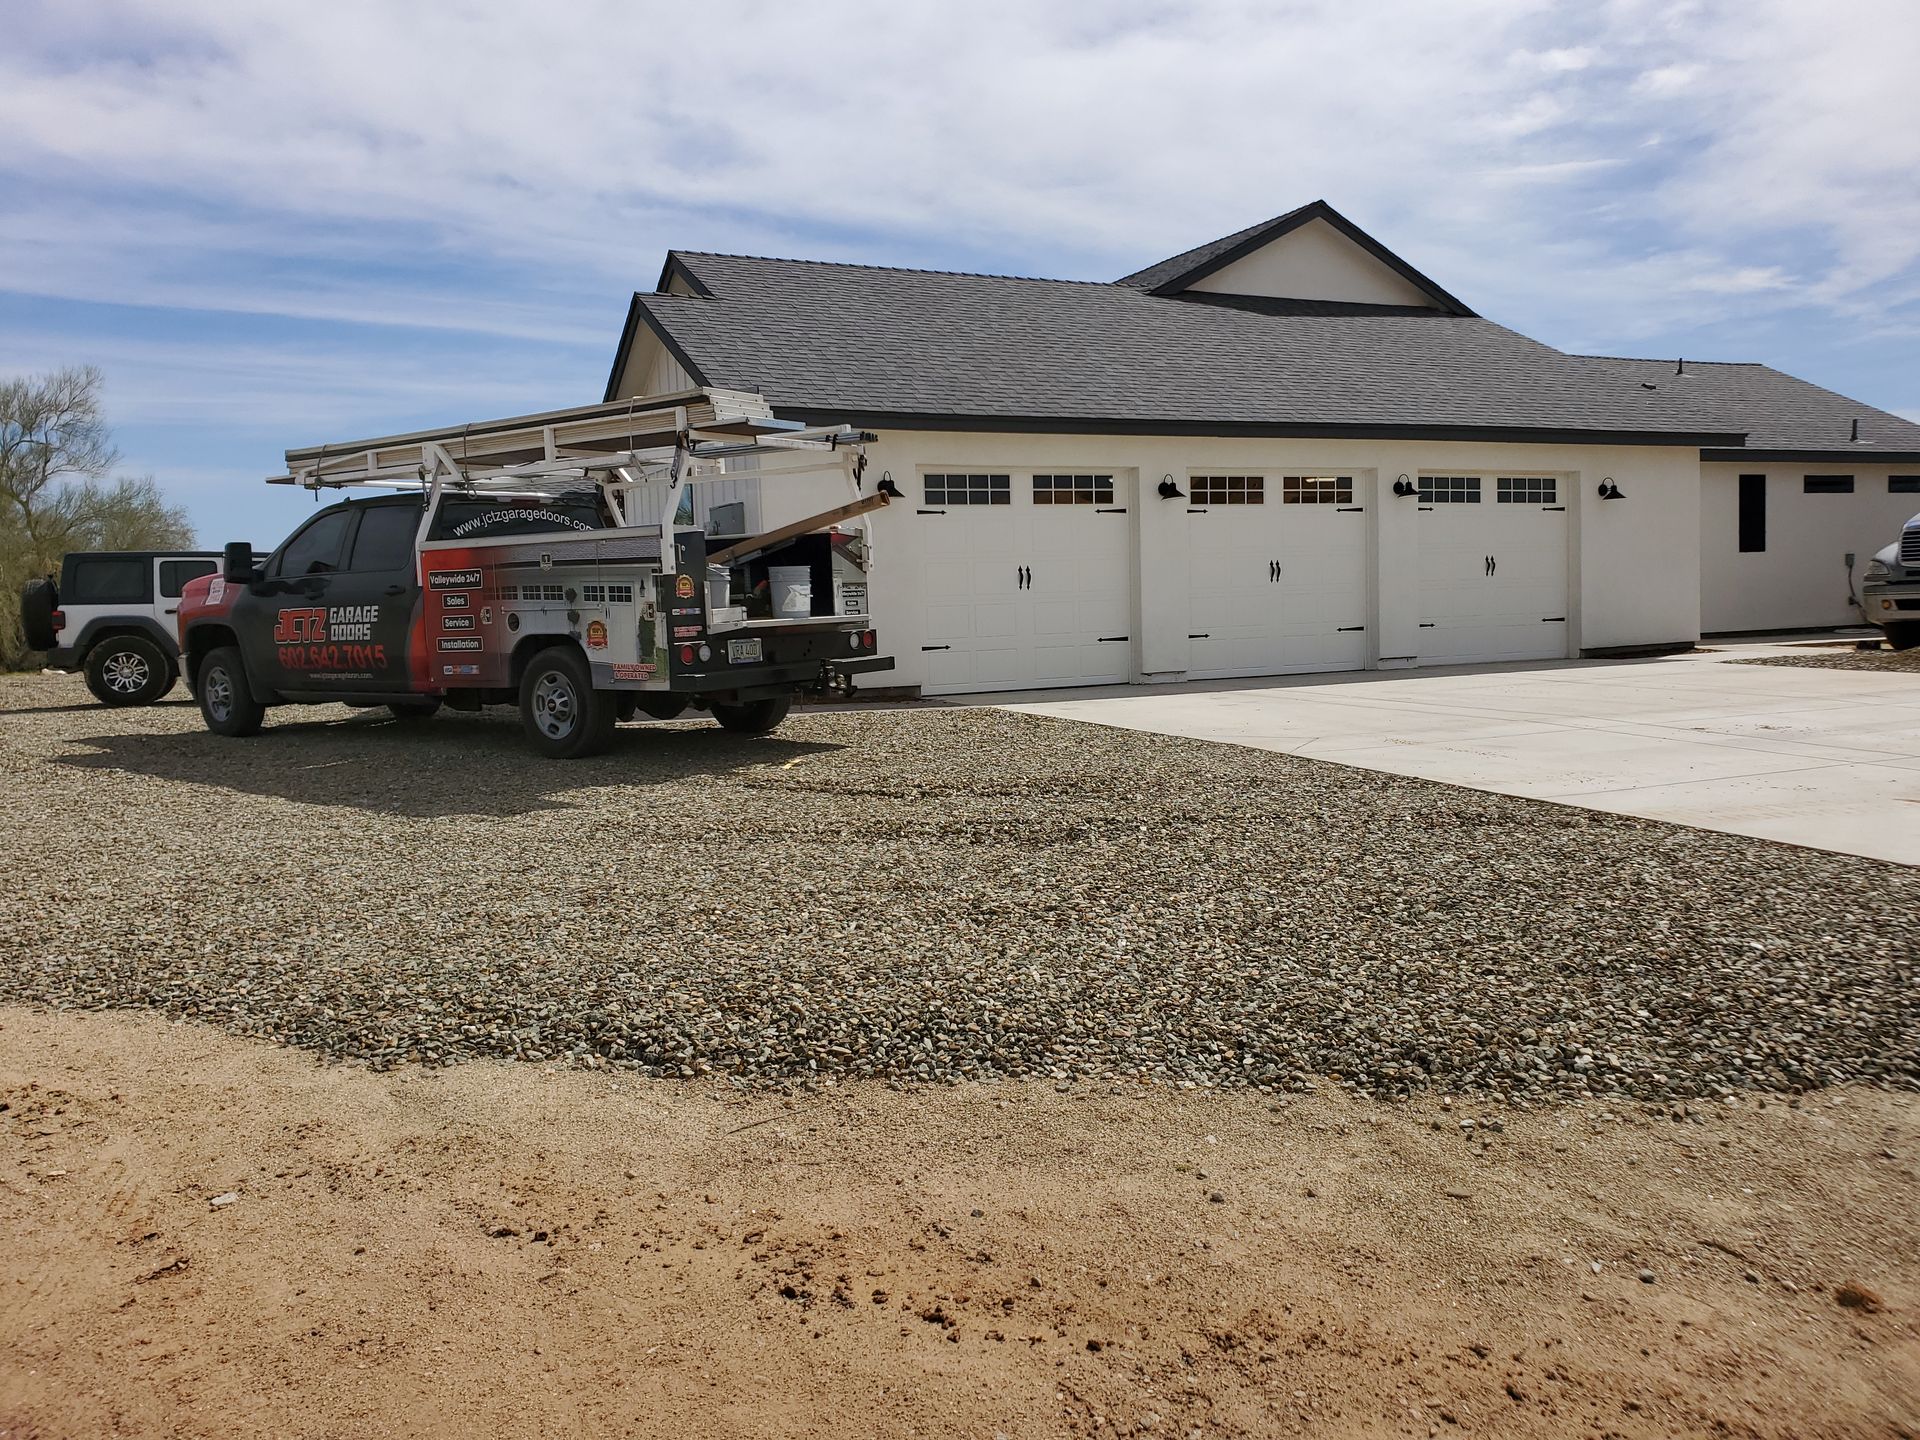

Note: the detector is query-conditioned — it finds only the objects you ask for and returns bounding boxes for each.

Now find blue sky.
[4,0,1917,547]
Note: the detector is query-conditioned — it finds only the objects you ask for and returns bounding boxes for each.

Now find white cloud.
[1634,63,1702,95]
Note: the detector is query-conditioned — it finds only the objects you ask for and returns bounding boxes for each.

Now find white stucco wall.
[1187,218,1435,307]
[749,431,1701,692]
[1699,463,1920,632]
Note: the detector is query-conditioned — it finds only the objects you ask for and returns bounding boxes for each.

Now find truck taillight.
[862,630,875,649]
[678,645,695,665]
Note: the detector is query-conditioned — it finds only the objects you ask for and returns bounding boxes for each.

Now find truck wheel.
[197,646,266,737]
[712,696,791,735]
[84,634,175,706]
[19,577,58,652]
[387,699,443,722]
[1885,624,1920,652]
[519,647,616,758]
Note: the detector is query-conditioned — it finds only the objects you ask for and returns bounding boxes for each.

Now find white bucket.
[770,564,813,619]
[706,566,731,613]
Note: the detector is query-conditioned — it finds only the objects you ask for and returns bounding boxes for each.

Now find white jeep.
[19,550,227,705]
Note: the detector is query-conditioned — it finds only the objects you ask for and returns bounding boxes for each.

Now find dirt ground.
[3,1009,1916,1439]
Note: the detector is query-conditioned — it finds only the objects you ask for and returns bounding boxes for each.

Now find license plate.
[727,637,763,665]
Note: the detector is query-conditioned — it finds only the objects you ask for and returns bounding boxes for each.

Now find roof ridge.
[1581,353,1765,367]
[668,250,1121,288]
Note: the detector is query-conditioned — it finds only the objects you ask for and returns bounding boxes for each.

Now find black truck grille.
[1903,526,1920,567]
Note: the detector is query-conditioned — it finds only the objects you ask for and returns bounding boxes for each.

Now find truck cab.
[1861,512,1920,650]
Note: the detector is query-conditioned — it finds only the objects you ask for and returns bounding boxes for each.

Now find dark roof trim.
[602,293,712,403]
[775,405,1742,448]
[1701,447,1920,464]
[1133,200,1475,316]
[653,252,714,298]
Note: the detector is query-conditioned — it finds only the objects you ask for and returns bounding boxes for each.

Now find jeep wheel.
[712,696,791,735]
[197,646,266,737]
[84,634,175,707]
[518,648,616,758]
[1885,623,1920,652]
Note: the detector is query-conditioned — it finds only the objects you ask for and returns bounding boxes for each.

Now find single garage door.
[1186,473,1370,679]
[919,471,1132,694]
[1416,473,1569,665]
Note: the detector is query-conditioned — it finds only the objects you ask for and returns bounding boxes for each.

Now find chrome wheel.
[531,670,579,740]
[204,666,234,723]
[103,650,151,694]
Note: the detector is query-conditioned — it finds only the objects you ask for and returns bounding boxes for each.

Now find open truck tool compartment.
[177,388,894,757]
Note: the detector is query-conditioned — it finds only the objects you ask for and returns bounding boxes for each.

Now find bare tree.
[1,368,196,667]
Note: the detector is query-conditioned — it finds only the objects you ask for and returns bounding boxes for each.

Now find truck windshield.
[429,495,606,541]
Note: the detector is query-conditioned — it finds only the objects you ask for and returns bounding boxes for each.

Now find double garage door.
[916,468,1570,694]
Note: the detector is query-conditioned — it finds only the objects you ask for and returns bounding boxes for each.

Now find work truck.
[1862,511,1920,651]
[177,389,894,757]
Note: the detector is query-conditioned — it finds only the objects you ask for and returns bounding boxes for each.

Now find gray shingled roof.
[627,253,1740,443]
[1584,357,1920,459]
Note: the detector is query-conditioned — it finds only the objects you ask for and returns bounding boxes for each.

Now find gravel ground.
[1731,644,1920,673]
[3,671,1916,1101]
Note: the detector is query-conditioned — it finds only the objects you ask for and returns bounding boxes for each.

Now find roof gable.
[1117,200,1473,315]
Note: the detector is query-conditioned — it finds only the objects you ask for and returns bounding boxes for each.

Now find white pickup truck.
[1862,512,1920,650]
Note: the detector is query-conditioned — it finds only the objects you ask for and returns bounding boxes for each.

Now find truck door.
[330,500,425,691]
[246,505,354,693]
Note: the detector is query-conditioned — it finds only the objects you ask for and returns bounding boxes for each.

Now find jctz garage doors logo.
[274,605,387,670]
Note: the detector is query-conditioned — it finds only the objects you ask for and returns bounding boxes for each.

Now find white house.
[604,201,1920,695]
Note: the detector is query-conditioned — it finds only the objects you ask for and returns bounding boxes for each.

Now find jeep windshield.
[428,494,607,541]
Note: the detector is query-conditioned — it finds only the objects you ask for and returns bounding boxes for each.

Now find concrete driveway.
[992,640,1920,865]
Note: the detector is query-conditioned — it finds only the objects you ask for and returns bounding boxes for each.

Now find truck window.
[68,556,151,604]
[428,496,604,541]
[273,509,353,577]
[347,503,422,572]
[159,559,218,597]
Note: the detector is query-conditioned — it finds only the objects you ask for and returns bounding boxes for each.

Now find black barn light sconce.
[1158,473,1185,500]
[876,471,904,499]
[1392,473,1419,498]
[1598,477,1626,500]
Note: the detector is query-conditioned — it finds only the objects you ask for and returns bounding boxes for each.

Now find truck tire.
[712,696,791,735]
[197,645,266,737]
[387,698,443,722]
[19,577,58,652]
[1885,623,1920,652]
[519,647,616,758]
[84,633,176,707]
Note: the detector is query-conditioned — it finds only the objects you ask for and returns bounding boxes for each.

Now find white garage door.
[1186,473,1370,679]
[1416,474,1570,665]
[919,471,1132,694]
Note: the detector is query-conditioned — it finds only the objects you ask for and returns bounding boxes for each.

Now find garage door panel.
[1416,489,1568,665]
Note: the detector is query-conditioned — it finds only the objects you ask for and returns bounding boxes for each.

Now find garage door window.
[1281,476,1353,504]
[1032,474,1115,505]
[1419,475,1480,503]
[925,473,1010,506]
[1496,476,1556,504]
[1190,475,1264,505]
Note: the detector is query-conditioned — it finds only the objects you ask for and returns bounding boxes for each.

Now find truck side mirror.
[223,541,256,584]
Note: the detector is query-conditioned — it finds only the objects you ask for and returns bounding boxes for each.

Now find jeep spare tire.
[84,633,175,707]
[18,577,58,652]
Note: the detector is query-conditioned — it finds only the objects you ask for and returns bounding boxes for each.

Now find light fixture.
[1598,477,1625,500]
[1392,473,1419,498]
[1158,474,1184,500]
[876,471,904,499]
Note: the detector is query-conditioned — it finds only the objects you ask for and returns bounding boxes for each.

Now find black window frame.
[1418,475,1480,504]
[158,559,218,598]
[1032,473,1116,506]
[1802,475,1854,494]
[345,502,424,573]
[1281,475,1354,505]
[1190,475,1264,506]
[1737,474,1766,553]
[1890,476,1920,494]
[924,472,1010,507]
[1495,476,1557,505]
[270,507,355,578]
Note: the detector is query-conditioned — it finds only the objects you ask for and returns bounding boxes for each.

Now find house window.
[1032,473,1115,505]
[1418,475,1480,504]
[1496,476,1556,505]
[1190,475,1264,505]
[925,473,1009,506]
[1281,475,1353,504]
[1803,475,1854,494]
[1738,474,1766,553]
[1890,476,1920,494]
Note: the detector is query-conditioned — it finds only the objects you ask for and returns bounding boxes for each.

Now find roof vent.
[1675,357,1685,376]
[1851,417,1861,443]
